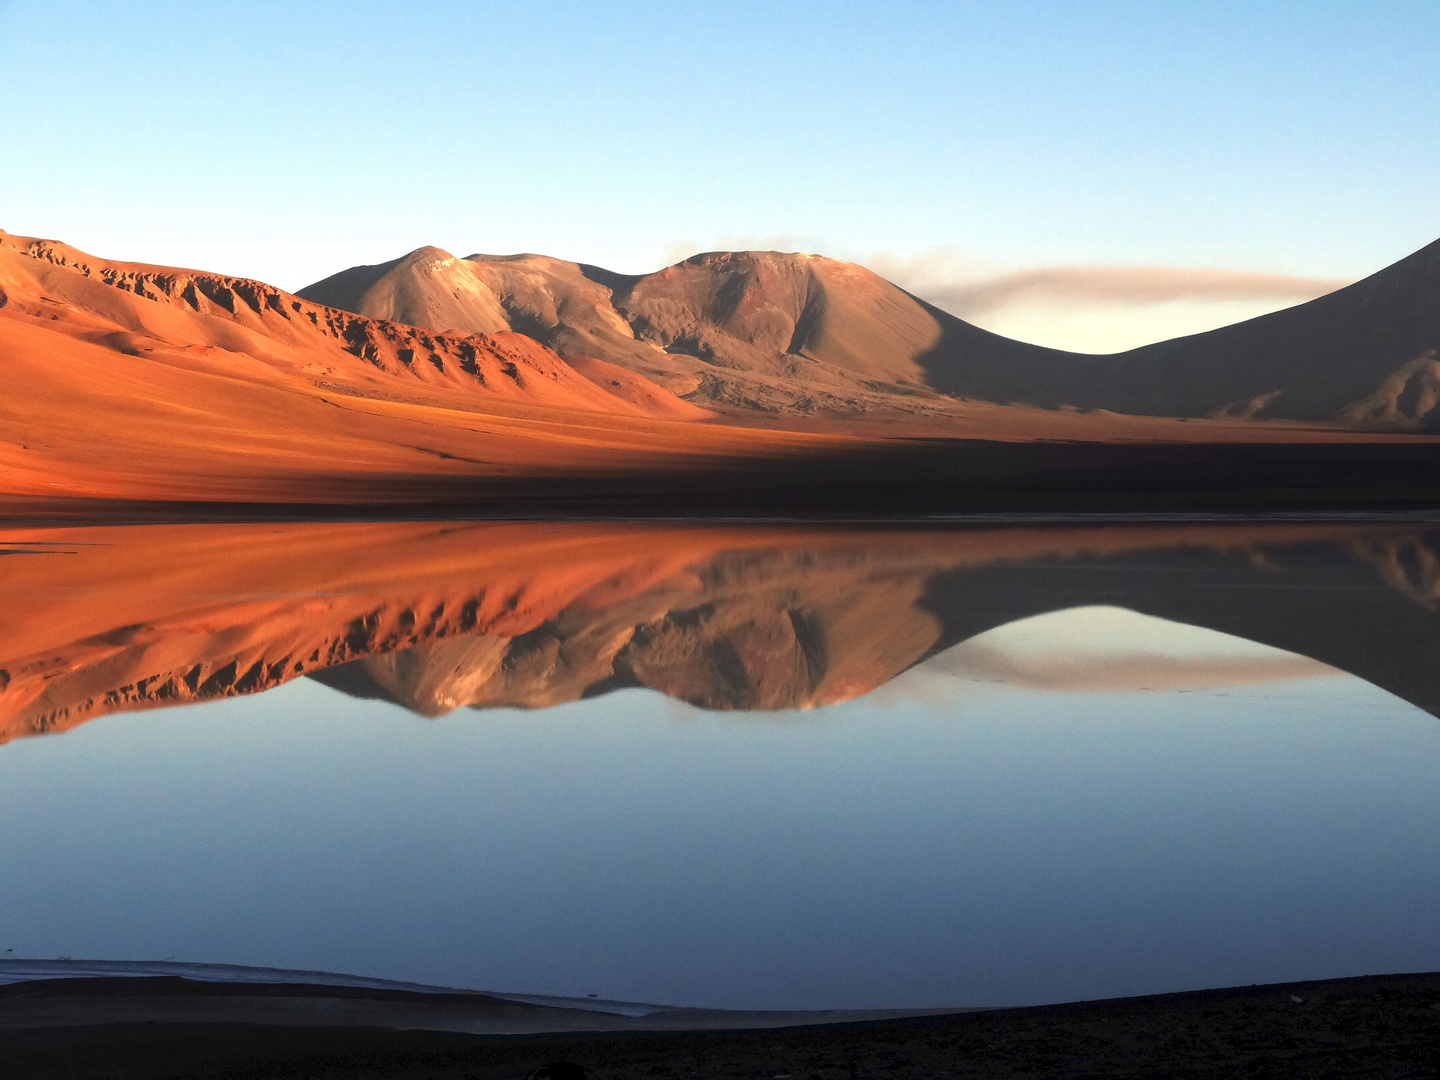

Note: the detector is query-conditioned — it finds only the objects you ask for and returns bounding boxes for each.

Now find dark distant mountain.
[1099,239,1440,425]
[300,240,1440,426]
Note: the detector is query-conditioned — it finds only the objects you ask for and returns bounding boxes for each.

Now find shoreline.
[2,967,1437,1077]
[5,435,1440,523]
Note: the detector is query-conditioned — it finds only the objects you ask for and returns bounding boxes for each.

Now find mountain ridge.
[300,238,1440,427]
[3,226,1438,511]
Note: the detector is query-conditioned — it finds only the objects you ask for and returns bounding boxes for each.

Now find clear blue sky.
[2,1,1437,346]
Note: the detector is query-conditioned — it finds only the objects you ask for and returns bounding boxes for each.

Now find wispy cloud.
[660,241,1350,325]
[930,267,1350,319]
[867,250,1350,320]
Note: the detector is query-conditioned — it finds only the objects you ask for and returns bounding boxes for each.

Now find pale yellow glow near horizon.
[965,297,1316,354]
[860,247,1348,354]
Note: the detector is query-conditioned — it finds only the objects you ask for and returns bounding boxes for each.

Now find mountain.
[298,247,1059,415]
[0,232,701,416]
[0,231,862,505]
[300,239,1440,426]
[1094,239,1440,424]
[3,227,1438,513]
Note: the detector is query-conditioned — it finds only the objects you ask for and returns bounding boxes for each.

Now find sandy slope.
[302,239,1440,426]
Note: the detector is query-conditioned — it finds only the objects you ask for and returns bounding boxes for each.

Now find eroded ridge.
[0,233,644,399]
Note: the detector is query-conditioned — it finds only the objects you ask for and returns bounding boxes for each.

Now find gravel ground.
[3,972,1439,1078]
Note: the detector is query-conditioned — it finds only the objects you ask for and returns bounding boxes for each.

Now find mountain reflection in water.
[2,519,1437,740]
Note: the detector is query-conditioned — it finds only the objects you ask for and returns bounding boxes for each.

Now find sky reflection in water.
[0,635,1435,1010]
[1,521,1439,1010]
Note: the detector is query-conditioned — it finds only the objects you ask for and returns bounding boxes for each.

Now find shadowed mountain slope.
[301,240,1440,426]
[1049,237,1440,424]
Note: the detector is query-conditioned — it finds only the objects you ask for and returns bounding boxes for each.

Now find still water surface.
[0,521,1437,1010]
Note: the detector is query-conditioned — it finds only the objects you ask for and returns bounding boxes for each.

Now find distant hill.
[301,240,1440,427]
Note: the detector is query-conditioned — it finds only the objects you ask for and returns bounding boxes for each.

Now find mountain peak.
[398,245,460,272]
[301,238,1440,428]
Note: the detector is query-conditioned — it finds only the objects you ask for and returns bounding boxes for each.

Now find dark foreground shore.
[3,972,1438,1079]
